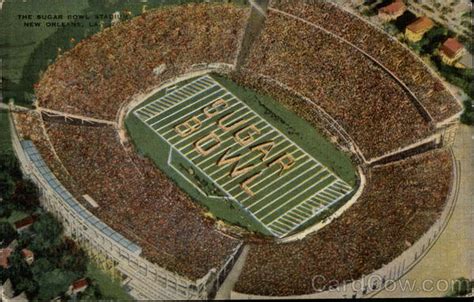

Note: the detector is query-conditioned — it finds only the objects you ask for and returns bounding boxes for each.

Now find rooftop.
[406,16,434,34]
[379,0,406,15]
[0,248,13,269]
[440,38,464,58]
[14,215,35,229]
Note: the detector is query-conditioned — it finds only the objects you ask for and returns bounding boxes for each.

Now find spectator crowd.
[35,3,248,121]
[235,149,453,296]
[43,121,240,281]
[243,12,433,159]
[270,0,462,122]
[16,0,458,294]
[13,111,240,281]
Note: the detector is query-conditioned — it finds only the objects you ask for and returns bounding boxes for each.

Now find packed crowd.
[235,149,453,296]
[18,116,240,281]
[12,112,83,198]
[244,12,433,159]
[229,71,357,159]
[270,0,462,122]
[35,3,248,121]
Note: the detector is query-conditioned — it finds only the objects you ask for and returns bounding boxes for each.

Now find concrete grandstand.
[7,0,465,300]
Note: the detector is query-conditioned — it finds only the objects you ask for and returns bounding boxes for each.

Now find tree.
[0,171,16,201]
[11,179,39,213]
[29,213,63,255]
[449,277,473,296]
[0,153,22,180]
[36,269,78,301]
[7,250,38,298]
[0,221,17,248]
[56,239,87,273]
[0,203,12,219]
[418,26,448,54]
[76,281,104,300]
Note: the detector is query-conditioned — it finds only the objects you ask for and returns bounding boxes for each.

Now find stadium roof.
[20,140,142,255]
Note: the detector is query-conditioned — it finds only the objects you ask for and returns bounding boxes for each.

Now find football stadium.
[7,0,463,300]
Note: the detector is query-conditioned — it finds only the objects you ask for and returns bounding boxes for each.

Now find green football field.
[126,74,357,237]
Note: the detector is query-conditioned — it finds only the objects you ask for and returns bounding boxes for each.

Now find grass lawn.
[0,109,13,154]
[125,74,357,237]
[86,262,133,301]
[0,210,28,224]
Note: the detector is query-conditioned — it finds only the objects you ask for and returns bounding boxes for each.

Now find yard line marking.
[162,98,242,138]
[198,127,281,169]
[186,118,268,161]
[236,152,308,201]
[211,78,351,189]
[263,176,336,223]
[176,109,258,148]
[252,168,328,215]
[223,145,300,195]
[152,89,226,130]
[137,76,211,119]
[143,83,219,122]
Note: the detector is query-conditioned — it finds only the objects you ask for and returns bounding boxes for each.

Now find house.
[0,279,28,302]
[0,248,13,269]
[21,249,34,265]
[67,278,89,296]
[439,37,466,65]
[378,0,406,22]
[13,216,35,233]
[405,16,434,42]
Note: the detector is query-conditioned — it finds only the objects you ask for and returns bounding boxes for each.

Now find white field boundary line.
[255,171,332,219]
[210,76,351,189]
[135,75,215,122]
[270,188,349,237]
[167,146,224,200]
[137,80,280,237]
[136,75,354,237]
[144,111,279,237]
[152,90,228,131]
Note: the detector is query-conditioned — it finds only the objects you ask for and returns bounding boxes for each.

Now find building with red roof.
[378,0,407,22]
[440,37,465,65]
[68,278,89,295]
[13,215,35,233]
[405,16,434,42]
[0,248,13,269]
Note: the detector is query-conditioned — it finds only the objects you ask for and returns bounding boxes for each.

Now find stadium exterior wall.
[8,106,243,300]
[231,149,460,299]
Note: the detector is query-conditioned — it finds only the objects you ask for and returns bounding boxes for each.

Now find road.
[375,124,473,298]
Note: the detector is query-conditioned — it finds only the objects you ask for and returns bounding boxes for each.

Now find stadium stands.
[242,11,433,159]
[17,1,460,298]
[234,149,453,296]
[270,0,462,122]
[35,3,248,121]
[42,121,240,280]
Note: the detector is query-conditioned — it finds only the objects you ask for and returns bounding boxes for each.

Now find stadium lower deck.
[133,75,353,237]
